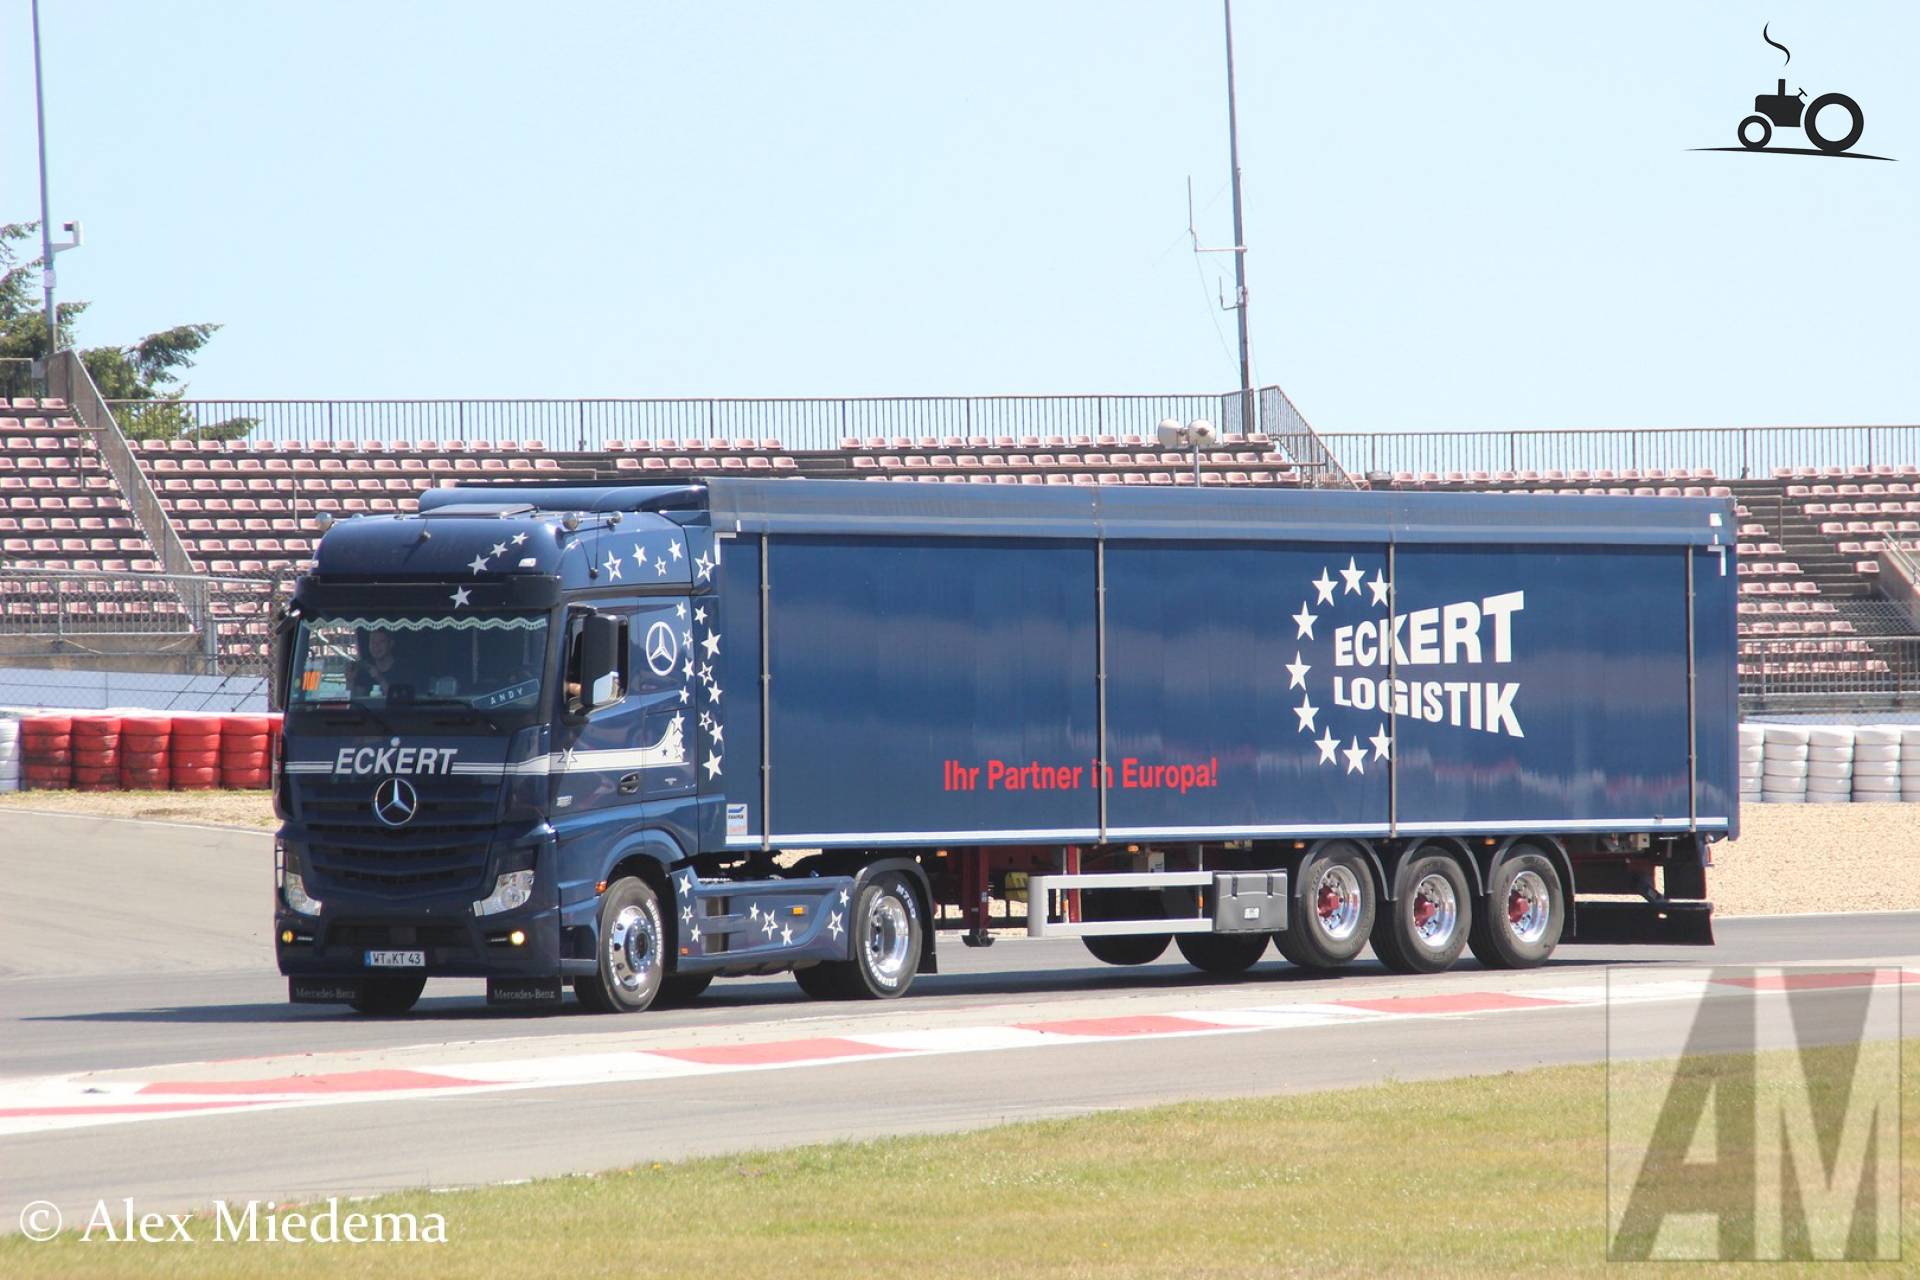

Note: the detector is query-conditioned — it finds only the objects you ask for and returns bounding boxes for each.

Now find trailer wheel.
[1370,850,1471,975]
[1274,842,1376,970]
[575,876,665,1013]
[1175,932,1269,976]
[1079,889,1171,966]
[815,872,922,999]
[1467,852,1563,969]
[350,974,426,1016]
[656,972,714,1006]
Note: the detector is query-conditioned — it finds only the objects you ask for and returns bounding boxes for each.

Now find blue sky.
[4,2,1915,431]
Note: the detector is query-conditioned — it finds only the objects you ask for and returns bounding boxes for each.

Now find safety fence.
[1319,424,1920,481]
[0,565,281,679]
[1740,634,1920,712]
[106,393,1257,454]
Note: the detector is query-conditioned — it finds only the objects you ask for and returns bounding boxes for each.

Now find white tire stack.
[0,718,17,794]
[1903,727,1920,803]
[1801,726,1853,804]
[1760,725,1811,804]
[1737,724,1765,802]
[1851,726,1902,803]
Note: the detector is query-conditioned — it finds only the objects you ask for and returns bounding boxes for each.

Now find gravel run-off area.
[0,791,1915,918]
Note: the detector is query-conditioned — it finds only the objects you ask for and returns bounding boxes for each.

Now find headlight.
[283,871,324,917]
[473,870,534,917]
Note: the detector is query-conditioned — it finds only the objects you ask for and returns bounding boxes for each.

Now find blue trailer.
[270,479,1734,1013]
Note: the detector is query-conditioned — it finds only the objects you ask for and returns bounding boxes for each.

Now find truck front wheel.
[1467,852,1564,969]
[350,974,426,1016]
[1370,850,1471,975]
[574,877,665,1012]
[1274,842,1376,970]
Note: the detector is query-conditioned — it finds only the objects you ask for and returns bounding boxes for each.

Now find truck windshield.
[288,612,551,717]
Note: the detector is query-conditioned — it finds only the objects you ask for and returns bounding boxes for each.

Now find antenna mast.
[1223,0,1253,431]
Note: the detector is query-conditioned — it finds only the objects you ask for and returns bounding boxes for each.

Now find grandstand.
[3,352,1917,712]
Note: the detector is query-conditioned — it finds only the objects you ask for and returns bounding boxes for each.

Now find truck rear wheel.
[1175,932,1269,976]
[574,876,665,1012]
[1274,842,1376,970]
[350,974,426,1016]
[1370,850,1471,975]
[1079,888,1171,966]
[804,872,923,999]
[1467,852,1563,969]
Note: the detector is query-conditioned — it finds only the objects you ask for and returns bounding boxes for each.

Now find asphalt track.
[1,809,1914,1229]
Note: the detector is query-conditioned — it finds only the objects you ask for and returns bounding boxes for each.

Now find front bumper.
[275,903,562,980]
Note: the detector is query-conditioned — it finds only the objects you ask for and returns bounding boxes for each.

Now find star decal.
[681,904,692,924]
[467,553,491,575]
[677,688,690,704]
[1368,569,1391,607]
[1285,651,1310,690]
[655,557,668,577]
[780,924,793,945]
[1343,737,1368,774]
[669,540,683,561]
[1315,729,1340,764]
[603,550,624,581]
[511,532,528,546]
[704,751,723,780]
[676,602,688,620]
[827,911,844,941]
[708,682,722,704]
[677,872,694,898]
[749,903,760,921]
[1370,723,1393,761]
[632,544,649,570]
[839,888,851,906]
[1294,695,1318,733]
[449,585,471,608]
[700,631,721,660]
[690,924,701,945]
[1312,568,1336,605]
[694,552,714,582]
[1339,557,1365,595]
[489,541,507,558]
[1292,603,1318,640]
[693,606,706,625]
[761,913,777,940]
[710,723,724,745]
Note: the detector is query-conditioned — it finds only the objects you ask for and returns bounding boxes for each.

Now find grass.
[5,1042,1913,1279]
[0,787,276,829]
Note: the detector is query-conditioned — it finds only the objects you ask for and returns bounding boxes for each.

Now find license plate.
[365,949,425,968]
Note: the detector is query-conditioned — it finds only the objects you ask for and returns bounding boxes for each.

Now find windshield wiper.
[304,701,400,737]
[398,697,508,734]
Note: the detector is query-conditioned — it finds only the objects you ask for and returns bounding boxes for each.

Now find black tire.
[1175,932,1269,976]
[576,876,666,1013]
[1274,841,1377,970]
[1079,888,1171,966]
[656,972,714,1006]
[1467,851,1564,970]
[1370,850,1472,975]
[350,973,426,1016]
[1804,93,1863,154]
[792,963,843,999]
[1737,114,1772,150]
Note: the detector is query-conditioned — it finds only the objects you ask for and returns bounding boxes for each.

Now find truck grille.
[294,775,501,897]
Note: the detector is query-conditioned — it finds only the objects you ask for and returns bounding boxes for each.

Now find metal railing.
[1261,385,1355,487]
[49,351,201,585]
[106,393,1257,454]
[0,564,280,677]
[1739,635,1920,711]
[1320,424,1920,481]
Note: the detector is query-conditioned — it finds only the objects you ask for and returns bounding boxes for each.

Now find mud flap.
[289,978,363,1004]
[1566,900,1715,946]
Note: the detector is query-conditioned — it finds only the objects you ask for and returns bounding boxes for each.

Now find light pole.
[30,0,81,378]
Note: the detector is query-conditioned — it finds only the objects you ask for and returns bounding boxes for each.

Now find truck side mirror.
[576,614,628,714]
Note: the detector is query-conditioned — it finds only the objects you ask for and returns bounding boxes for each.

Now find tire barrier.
[70,715,123,792]
[0,718,19,794]
[19,714,74,791]
[118,714,174,791]
[1747,722,1920,803]
[220,713,274,791]
[168,714,224,791]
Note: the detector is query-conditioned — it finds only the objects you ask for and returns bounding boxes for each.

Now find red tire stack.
[220,714,273,790]
[118,715,174,790]
[169,714,223,790]
[69,715,123,791]
[19,714,74,790]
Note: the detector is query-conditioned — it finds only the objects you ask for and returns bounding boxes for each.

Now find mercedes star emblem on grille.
[372,776,419,827]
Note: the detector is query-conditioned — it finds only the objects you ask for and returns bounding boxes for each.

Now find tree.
[0,221,251,440]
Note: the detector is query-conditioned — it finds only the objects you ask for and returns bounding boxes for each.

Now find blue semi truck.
[270,479,1735,1014]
